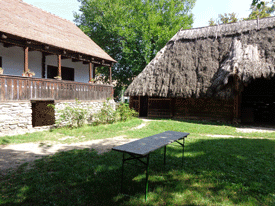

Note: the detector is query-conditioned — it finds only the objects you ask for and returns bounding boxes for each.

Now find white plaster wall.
[46,55,90,83]
[0,43,90,83]
[0,43,42,77]
[0,43,24,76]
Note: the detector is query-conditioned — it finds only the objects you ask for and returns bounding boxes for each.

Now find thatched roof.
[0,0,115,63]
[125,17,275,99]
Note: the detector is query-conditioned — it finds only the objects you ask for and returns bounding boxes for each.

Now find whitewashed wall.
[0,43,90,83]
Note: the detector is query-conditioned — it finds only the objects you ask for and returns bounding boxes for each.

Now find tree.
[208,13,239,26]
[208,18,216,26]
[74,0,195,98]
[209,1,275,26]
[247,1,274,19]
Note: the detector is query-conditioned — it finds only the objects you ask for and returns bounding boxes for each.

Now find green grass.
[1,118,275,205]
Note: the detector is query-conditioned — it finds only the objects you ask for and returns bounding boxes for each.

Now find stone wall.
[0,99,116,137]
[0,102,32,134]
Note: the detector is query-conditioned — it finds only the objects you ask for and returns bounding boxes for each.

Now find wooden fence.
[0,75,113,101]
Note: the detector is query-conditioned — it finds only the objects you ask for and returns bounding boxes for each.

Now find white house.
[0,0,116,134]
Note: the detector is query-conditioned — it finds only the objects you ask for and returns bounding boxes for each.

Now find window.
[47,65,74,81]
[0,56,2,68]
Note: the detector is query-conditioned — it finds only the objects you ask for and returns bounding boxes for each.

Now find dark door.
[140,96,148,117]
[241,77,275,124]
[32,101,55,127]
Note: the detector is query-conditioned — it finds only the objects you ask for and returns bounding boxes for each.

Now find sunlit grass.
[0,118,275,205]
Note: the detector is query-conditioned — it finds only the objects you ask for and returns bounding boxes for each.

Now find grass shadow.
[1,137,274,205]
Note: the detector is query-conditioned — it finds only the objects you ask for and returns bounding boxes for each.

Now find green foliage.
[208,1,275,26]
[208,18,216,26]
[93,101,116,125]
[74,0,196,95]
[54,100,92,128]
[246,1,274,20]
[116,103,138,121]
[208,13,239,26]
[94,102,138,125]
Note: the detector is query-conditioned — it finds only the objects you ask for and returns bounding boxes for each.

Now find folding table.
[112,131,189,201]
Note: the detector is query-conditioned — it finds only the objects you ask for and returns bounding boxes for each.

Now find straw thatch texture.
[125,17,275,99]
[0,0,115,62]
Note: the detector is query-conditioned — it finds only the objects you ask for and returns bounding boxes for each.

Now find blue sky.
[23,0,253,28]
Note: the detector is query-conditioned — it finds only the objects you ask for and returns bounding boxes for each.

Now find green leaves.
[74,0,195,96]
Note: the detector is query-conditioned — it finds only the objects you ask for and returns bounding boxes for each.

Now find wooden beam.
[109,66,112,85]
[72,58,81,62]
[93,65,96,80]
[3,43,13,48]
[83,61,89,65]
[24,47,29,74]
[57,54,61,79]
[42,52,46,78]
[89,63,94,83]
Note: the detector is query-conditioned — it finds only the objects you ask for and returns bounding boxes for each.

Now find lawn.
[0,118,274,205]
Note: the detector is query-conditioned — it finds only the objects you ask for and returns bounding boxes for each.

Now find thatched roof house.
[125,17,275,123]
[0,0,116,64]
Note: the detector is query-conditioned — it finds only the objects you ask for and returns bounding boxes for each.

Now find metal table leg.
[164,145,166,166]
[121,152,125,193]
[182,138,185,166]
[145,154,150,201]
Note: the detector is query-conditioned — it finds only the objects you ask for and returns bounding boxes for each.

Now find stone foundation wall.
[0,99,116,137]
[0,102,32,134]
[54,100,116,124]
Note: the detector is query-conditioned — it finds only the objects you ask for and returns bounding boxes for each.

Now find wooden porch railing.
[0,75,113,101]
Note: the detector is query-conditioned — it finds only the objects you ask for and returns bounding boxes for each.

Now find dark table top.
[112,131,189,156]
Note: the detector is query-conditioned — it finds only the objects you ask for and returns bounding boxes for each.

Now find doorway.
[140,96,148,117]
[241,77,275,124]
[32,100,55,127]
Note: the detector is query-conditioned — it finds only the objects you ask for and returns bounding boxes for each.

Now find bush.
[52,100,92,128]
[116,103,138,121]
[93,100,116,125]
[93,101,138,125]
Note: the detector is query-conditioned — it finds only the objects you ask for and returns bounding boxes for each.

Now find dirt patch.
[236,127,275,133]
[0,136,138,175]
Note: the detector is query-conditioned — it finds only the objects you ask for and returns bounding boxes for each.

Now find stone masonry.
[0,99,116,137]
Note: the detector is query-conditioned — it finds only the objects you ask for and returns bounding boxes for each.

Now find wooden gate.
[32,100,55,127]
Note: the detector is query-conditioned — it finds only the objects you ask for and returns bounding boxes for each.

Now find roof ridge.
[182,16,275,32]
[21,0,75,25]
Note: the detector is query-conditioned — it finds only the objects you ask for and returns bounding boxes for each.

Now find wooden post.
[93,65,96,80]
[57,54,61,80]
[89,62,93,83]
[24,46,29,75]
[233,75,240,123]
[109,66,112,85]
[42,52,46,78]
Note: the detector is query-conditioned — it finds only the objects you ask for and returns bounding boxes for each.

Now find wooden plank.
[6,78,13,100]
[13,79,18,100]
[0,78,5,101]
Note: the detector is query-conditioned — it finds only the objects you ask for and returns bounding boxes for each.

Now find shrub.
[50,100,92,128]
[93,100,116,125]
[116,103,138,121]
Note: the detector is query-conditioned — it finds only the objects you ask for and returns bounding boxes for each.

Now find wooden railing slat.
[0,75,113,101]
